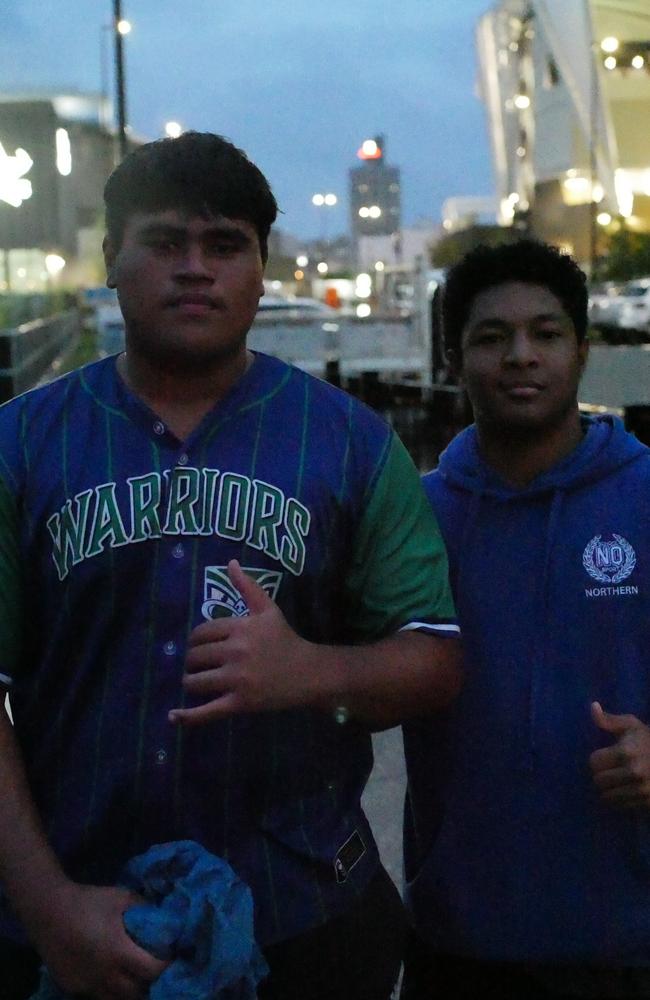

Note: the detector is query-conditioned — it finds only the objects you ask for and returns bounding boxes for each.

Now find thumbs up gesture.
[589,701,650,809]
[169,560,315,726]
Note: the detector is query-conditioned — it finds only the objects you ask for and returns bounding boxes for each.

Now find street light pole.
[113,0,128,161]
[589,38,599,279]
[311,193,337,262]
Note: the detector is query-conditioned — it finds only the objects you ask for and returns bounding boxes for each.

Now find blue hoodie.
[404,415,650,965]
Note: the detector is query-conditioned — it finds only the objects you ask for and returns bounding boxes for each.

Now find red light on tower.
[357,138,383,161]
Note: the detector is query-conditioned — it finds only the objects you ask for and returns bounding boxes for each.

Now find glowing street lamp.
[312,192,337,207]
[45,254,66,277]
[600,36,619,53]
[312,192,338,247]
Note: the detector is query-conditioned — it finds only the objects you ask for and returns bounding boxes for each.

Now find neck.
[476,410,584,488]
[117,346,253,440]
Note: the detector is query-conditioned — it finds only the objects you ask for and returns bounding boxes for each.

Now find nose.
[503,329,538,366]
[173,244,213,282]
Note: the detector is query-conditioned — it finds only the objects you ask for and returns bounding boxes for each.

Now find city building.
[348,135,402,251]
[0,92,121,291]
[357,220,442,271]
[440,196,500,234]
[475,0,650,269]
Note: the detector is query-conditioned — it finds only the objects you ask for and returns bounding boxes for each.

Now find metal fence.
[0,309,81,402]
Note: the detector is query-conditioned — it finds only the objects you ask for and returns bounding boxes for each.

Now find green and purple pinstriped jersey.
[0,351,456,947]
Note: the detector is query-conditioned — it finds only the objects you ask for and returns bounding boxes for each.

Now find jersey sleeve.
[0,471,22,685]
[343,433,458,642]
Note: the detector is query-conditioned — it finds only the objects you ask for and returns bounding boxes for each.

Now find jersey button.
[155,749,168,765]
[178,453,189,466]
[172,543,184,559]
[163,640,176,656]
[153,421,165,436]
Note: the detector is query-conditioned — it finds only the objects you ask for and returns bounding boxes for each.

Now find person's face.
[103,208,265,370]
[455,281,588,435]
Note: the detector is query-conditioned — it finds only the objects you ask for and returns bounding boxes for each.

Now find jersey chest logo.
[201,565,283,620]
[582,534,636,584]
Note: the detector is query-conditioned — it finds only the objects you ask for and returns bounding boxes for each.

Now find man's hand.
[169,559,461,729]
[31,881,167,1000]
[170,560,315,725]
[590,701,650,809]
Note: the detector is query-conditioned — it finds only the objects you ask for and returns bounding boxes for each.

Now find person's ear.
[103,236,117,289]
[577,335,589,373]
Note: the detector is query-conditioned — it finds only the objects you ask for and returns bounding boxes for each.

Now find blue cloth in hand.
[30,840,268,999]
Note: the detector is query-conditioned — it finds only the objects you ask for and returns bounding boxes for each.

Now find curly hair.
[443,240,589,355]
[104,131,278,262]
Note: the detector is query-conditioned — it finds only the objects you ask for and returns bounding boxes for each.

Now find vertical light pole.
[589,39,600,278]
[311,193,337,264]
[113,0,129,161]
[99,24,110,130]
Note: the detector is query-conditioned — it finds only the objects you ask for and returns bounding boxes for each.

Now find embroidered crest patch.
[201,565,283,620]
[582,534,636,584]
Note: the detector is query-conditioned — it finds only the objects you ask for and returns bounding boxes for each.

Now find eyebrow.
[470,312,569,330]
[138,222,253,245]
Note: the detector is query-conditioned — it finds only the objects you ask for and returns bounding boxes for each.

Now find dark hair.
[442,239,589,355]
[104,131,278,262]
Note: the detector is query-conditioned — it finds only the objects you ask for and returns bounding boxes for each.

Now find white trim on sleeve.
[399,621,461,635]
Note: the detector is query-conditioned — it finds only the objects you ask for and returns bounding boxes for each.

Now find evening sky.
[0,1,494,239]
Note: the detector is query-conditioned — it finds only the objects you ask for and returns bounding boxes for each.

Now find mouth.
[501,382,545,400]
[167,293,223,315]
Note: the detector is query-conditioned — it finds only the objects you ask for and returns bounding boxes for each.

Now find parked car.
[255,296,334,320]
[616,278,650,340]
[588,281,624,337]
[588,279,650,344]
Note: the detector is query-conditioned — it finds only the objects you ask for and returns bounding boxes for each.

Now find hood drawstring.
[457,489,483,596]
[523,489,565,769]
[455,487,566,772]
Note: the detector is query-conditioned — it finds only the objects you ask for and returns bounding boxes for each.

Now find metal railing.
[0,310,81,402]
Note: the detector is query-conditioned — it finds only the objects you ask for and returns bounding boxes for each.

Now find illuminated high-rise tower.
[349,135,401,248]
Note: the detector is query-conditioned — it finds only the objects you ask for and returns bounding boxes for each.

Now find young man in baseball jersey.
[0,132,460,1000]
[402,240,650,999]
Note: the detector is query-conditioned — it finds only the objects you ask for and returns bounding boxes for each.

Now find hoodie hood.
[437,414,648,499]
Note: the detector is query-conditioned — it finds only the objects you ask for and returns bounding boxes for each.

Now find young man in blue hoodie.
[402,240,650,999]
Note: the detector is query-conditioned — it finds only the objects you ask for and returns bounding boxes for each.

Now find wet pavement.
[362,727,406,894]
